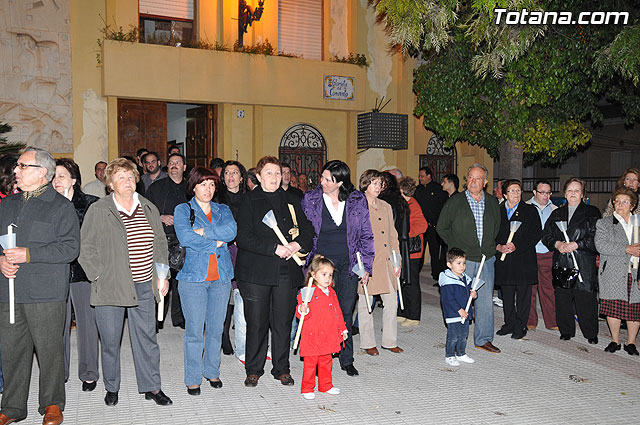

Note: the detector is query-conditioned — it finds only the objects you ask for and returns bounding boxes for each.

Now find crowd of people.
[0,147,638,423]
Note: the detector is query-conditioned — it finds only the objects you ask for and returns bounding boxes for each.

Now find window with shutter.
[139,0,194,45]
[278,0,323,60]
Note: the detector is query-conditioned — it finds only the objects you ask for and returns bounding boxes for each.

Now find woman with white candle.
[174,167,237,395]
[494,180,541,340]
[541,178,601,344]
[79,158,171,407]
[595,187,640,355]
[301,160,374,377]
[53,158,100,392]
[357,170,403,355]
[235,156,314,387]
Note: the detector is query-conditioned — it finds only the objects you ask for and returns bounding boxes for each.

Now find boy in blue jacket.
[439,247,477,366]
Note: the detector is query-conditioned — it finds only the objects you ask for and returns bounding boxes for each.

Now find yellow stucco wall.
[66,0,490,185]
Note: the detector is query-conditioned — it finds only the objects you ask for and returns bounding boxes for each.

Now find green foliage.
[595,25,640,86]
[379,0,640,168]
[330,53,369,67]
[0,123,26,155]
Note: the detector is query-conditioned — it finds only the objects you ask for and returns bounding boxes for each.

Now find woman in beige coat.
[357,170,403,355]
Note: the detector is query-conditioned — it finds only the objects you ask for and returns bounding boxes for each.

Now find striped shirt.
[119,205,154,283]
[465,190,485,246]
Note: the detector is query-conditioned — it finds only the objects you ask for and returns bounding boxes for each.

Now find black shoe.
[604,342,621,353]
[560,334,572,341]
[104,391,118,406]
[511,328,527,340]
[187,386,201,396]
[342,364,359,376]
[82,381,97,392]
[624,343,639,355]
[351,326,359,336]
[587,337,598,345]
[496,326,513,336]
[144,390,173,406]
[209,379,223,388]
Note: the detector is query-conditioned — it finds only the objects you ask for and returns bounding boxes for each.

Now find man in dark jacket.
[0,148,80,425]
[414,166,448,279]
[145,152,188,329]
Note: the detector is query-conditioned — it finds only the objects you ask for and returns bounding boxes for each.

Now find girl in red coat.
[297,255,348,400]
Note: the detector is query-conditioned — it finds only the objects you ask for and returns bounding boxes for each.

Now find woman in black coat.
[541,178,601,343]
[235,156,314,388]
[495,180,542,340]
[53,158,100,391]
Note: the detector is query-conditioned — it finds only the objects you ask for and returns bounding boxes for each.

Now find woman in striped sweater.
[79,158,172,407]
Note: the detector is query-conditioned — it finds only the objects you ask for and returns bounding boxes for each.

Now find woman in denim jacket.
[174,167,237,395]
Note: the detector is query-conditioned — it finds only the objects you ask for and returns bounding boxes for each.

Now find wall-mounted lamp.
[238,0,265,47]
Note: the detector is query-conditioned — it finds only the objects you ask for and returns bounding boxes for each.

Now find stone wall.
[0,0,72,153]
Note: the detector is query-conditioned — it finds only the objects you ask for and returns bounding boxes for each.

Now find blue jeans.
[465,256,496,346]
[232,288,246,358]
[445,321,470,357]
[179,279,231,386]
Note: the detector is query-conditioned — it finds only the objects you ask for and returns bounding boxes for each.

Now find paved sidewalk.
[7,266,640,424]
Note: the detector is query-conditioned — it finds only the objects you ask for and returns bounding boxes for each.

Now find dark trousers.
[0,301,66,419]
[555,287,598,339]
[501,285,532,332]
[64,281,99,383]
[161,272,184,327]
[528,252,557,328]
[324,254,358,368]
[239,270,297,378]
[423,227,446,279]
[221,300,234,354]
[399,259,422,320]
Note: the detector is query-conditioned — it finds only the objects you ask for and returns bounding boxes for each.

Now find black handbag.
[552,266,580,289]
[408,235,422,254]
[167,206,195,270]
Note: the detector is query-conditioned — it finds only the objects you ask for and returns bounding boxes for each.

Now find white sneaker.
[456,354,475,364]
[302,392,315,400]
[493,296,503,307]
[445,356,460,366]
[323,387,340,395]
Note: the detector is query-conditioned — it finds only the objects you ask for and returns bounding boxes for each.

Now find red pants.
[301,354,333,393]
[528,252,557,328]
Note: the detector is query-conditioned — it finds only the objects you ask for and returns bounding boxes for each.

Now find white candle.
[8,225,15,325]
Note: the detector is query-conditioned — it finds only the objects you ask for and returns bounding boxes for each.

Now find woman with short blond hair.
[79,158,172,407]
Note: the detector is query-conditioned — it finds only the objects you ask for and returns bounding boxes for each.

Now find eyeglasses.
[507,189,522,194]
[614,199,632,206]
[16,162,42,170]
[536,191,552,195]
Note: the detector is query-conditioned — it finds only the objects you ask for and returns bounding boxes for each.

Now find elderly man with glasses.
[525,180,559,331]
[0,148,80,425]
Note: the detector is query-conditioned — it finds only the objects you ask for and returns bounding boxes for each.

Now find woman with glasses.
[494,180,541,340]
[603,168,640,217]
[595,187,640,355]
[541,178,601,343]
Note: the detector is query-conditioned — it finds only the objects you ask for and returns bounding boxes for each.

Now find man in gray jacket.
[0,148,80,425]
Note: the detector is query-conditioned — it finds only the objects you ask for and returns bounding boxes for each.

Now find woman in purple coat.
[301,160,374,377]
